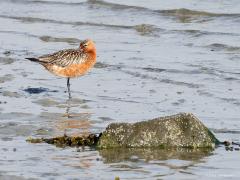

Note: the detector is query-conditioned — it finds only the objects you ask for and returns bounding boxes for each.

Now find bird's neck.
[85,48,96,60]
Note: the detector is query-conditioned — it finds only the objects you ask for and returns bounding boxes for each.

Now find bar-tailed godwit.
[26,39,96,98]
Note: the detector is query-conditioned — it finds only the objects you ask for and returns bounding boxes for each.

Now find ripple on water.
[32,98,60,107]
[0,57,15,65]
[121,69,201,88]
[207,43,240,52]
[0,174,28,180]
[134,24,159,36]
[142,67,166,73]
[0,112,33,120]
[212,129,240,134]
[39,36,80,45]
[0,122,36,137]
[98,116,114,122]
[94,62,110,69]
[172,99,186,106]
[0,74,14,84]
[197,90,214,97]
[219,97,240,106]
[158,8,240,21]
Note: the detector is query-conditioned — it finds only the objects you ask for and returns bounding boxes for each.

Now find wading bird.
[26,39,96,99]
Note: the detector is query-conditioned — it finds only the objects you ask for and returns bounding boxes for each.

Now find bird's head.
[80,39,96,53]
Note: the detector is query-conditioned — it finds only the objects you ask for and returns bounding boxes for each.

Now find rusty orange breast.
[60,59,96,78]
[44,54,96,78]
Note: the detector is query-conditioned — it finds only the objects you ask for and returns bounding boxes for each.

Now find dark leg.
[67,77,71,99]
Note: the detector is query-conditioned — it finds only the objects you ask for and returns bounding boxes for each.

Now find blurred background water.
[0,0,240,179]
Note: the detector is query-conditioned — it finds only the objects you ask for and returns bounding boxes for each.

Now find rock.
[27,113,220,149]
[97,113,219,149]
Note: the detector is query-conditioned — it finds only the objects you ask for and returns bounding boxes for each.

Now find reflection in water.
[55,99,92,137]
[99,147,213,171]
[49,99,94,169]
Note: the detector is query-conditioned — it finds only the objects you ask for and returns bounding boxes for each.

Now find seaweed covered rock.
[97,113,219,149]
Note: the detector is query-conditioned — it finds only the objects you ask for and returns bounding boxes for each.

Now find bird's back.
[38,49,89,67]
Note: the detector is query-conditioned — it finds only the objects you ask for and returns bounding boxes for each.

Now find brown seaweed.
[26,133,101,148]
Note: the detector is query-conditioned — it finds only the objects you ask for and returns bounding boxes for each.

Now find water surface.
[0,0,240,179]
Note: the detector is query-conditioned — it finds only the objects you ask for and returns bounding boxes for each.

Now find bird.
[26,39,96,99]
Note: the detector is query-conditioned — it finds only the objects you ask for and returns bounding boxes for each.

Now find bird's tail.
[25,57,40,62]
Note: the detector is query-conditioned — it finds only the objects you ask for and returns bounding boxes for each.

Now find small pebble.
[13,148,17,152]
[223,141,231,146]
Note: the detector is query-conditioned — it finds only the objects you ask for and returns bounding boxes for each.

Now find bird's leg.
[67,77,71,99]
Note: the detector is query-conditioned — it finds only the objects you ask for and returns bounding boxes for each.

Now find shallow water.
[0,0,240,179]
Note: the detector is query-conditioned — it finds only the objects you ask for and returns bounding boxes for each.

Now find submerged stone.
[97,113,219,149]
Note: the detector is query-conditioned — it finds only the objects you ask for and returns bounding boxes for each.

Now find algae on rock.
[97,113,219,149]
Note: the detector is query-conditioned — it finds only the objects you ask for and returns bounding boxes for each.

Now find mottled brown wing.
[38,49,88,67]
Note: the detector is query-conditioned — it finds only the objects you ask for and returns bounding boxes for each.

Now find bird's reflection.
[54,98,92,137]
[47,98,94,169]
